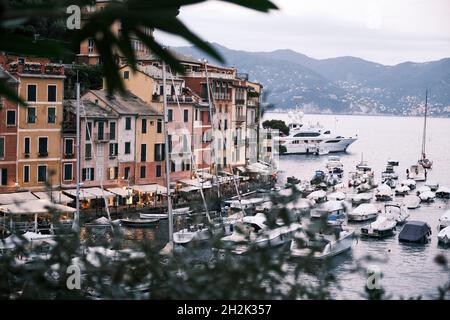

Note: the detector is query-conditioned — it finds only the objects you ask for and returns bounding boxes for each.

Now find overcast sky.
[155,0,450,65]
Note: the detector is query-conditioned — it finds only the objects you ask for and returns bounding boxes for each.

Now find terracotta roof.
[64,99,118,118]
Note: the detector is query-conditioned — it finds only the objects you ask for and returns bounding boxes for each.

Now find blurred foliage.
[64,64,104,98]
[262,119,290,136]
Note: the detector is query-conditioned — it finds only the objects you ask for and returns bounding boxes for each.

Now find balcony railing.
[235,99,246,106]
[235,115,246,123]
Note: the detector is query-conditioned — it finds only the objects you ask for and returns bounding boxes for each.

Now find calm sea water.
[266,112,450,299]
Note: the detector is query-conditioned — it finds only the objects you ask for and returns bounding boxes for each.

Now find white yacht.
[278,121,357,155]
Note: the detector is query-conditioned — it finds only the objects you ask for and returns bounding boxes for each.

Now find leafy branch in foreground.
[0,0,278,101]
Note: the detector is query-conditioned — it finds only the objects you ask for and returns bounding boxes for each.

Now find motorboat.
[224,198,266,210]
[416,185,431,195]
[438,211,450,230]
[0,231,55,251]
[173,223,211,245]
[140,207,191,219]
[285,198,316,216]
[375,184,394,201]
[419,191,436,202]
[120,218,160,228]
[395,185,410,196]
[360,215,397,238]
[382,177,397,189]
[328,191,346,201]
[220,213,301,254]
[403,195,421,209]
[356,182,373,193]
[325,156,344,174]
[436,187,450,199]
[408,164,426,182]
[399,221,432,243]
[401,179,416,190]
[387,159,399,166]
[351,193,373,205]
[381,165,398,180]
[290,225,355,260]
[383,204,410,225]
[84,216,111,228]
[326,172,342,187]
[348,203,379,222]
[310,200,347,220]
[437,226,450,245]
[306,190,327,203]
[425,181,439,192]
[277,118,357,155]
[310,170,326,186]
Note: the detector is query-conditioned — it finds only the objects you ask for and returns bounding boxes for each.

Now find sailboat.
[418,90,433,169]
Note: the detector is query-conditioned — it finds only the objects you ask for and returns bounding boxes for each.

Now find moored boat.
[438,211,450,231]
[436,187,450,199]
[348,203,379,222]
[438,226,450,245]
[361,215,397,238]
[399,221,432,243]
[120,218,160,228]
[403,195,421,209]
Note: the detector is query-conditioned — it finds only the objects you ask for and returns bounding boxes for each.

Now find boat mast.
[73,80,80,234]
[162,61,174,248]
[421,89,428,159]
[204,60,221,198]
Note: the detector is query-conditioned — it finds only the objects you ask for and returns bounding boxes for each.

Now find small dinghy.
[375,184,393,201]
[348,203,379,222]
[173,223,211,245]
[403,195,421,209]
[399,221,432,243]
[120,218,160,228]
[351,193,373,205]
[436,187,450,199]
[395,185,410,196]
[419,191,436,202]
[361,215,397,238]
[290,225,355,260]
[438,211,450,230]
[438,226,450,245]
[425,181,439,191]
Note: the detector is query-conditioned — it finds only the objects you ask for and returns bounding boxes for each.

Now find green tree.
[262,119,290,136]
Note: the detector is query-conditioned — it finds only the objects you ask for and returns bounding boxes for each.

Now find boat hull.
[283,138,357,155]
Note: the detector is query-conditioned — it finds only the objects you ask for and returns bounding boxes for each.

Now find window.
[0,168,7,186]
[125,117,132,130]
[125,142,131,154]
[140,166,146,178]
[185,161,191,171]
[168,109,173,122]
[37,165,47,182]
[294,132,321,137]
[0,137,4,158]
[168,135,172,153]
[124,71,130,79]
[88,39,94,53]
[64,163,73,181]
[224,119,228,130]
[6,110,16,126]
[141,119,147,133]
[23,166,30,183]
[27,107,36,124]
[223,157,227,167]
[65,139,74,156]
[24,137,30,154]
[157,119,162,133]
[47,107,56,124]
[124,167,130,179]
[171,160,176,173]
[109,122,116,140]
[109,143,118,156]
[27,84,37,102]
[82,168,94,181]
[109,167,119,180]
[97,121,104,140]
[195,109,198,121]
[47,85,57,102]
[141,144,146,162]
[154,144,165,161]
[183,109,189,123]
[85,144,92,159]
[86,122,92,140]
[38,137,48,156]
[156,165,162,177]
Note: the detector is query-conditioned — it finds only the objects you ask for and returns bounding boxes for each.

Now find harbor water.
[268,113,450,299]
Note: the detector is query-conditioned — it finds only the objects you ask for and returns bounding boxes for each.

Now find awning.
[131,184,168,194]
[179,179,212,189]
[63,188,115,200]
[179,186,200,193]
[33,191,74,204]
[0,199,76,215]
[0,192,38,205]
[107,187,131,197]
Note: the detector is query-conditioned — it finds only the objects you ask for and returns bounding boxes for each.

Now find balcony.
[38,151,48,158]
[235,99,246,106]
[93,133,110,143]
